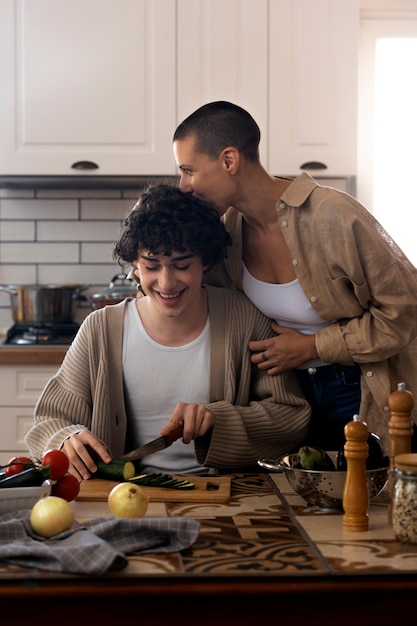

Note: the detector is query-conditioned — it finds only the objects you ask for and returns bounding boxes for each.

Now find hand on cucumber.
[61,430,112,481]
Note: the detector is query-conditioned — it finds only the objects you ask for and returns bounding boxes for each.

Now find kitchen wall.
[0,185,147,333]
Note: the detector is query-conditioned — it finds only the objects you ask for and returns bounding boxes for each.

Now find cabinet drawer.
[0,407,35,451]
[0,366,57,406]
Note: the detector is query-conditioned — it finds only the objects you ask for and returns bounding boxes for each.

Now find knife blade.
[119,424,183,461]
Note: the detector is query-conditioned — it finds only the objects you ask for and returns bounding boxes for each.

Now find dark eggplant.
[0,466,50,489]
[337,432,389,470]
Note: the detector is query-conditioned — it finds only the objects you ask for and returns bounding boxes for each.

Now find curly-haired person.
[25,184,310,481]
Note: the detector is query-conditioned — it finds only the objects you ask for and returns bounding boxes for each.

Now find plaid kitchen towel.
[0,510,200,575]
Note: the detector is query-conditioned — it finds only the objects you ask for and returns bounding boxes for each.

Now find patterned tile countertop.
[270,472,417,576]
[1,471,416,580]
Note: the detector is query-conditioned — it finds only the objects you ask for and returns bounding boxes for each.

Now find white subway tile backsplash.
[0,188,35,199]
[0,221,35,240]
[0,185,145,331]
[38,263,119,286]
[0,199,78,220]
[0,309,13,333]
[37,189,122,199]
[0,293,10,308]
[0,265,37,284]
[37,220,121,242]
[81,199,133,220]
[122,188,144,199]
[0,242,79,263]
[81,242,116,263]
[0,266,36,330]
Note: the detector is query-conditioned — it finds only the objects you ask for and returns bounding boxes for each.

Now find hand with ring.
[249,323,319,375]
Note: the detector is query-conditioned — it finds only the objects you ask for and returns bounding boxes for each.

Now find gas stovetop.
[1,323,79,346]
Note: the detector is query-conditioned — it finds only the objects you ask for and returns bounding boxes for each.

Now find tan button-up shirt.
[211,172,417,448]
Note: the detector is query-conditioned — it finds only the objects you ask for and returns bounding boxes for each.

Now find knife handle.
[165,424,184,446]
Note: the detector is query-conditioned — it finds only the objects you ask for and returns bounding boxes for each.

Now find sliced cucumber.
[94,459,135,481]
[171,480,196,490]
[129,473,195,490]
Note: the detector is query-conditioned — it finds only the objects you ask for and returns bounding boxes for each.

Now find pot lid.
[92,274,138,299]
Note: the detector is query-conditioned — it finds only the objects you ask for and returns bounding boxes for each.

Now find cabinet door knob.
[71,160,99,170]
[300,161,327,170]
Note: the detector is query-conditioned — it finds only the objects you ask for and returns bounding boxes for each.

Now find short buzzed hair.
[173,101,261,162]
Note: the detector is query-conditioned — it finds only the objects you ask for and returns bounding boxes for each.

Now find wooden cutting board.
[77,475,231,503]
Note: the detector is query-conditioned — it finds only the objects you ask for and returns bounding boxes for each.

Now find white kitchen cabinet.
[268,0,359,177]
[0,0,176,176]
[0,0,359,180]
[177,0,359,177]
[176,0,269,165]
[0,365,57,463]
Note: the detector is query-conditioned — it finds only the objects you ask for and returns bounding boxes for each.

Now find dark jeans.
[296,363,362,452]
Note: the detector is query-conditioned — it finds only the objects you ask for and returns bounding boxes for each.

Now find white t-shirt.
[242,262,332,369]
[122,299,210,474]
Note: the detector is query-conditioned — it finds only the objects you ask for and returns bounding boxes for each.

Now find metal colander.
[259,451,388,510]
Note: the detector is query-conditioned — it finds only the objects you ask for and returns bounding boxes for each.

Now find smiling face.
[173,136,237,217]
[135,248,206,320]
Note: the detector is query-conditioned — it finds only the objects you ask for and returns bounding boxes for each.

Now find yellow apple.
[108,482,149,518]
[30,495,74,538]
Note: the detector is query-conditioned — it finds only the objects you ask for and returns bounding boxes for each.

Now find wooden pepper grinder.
[343,415,369,532]
[388,382,414,459]
[387,382,414,523]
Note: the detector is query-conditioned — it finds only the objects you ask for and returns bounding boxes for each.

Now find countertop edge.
[0,340,67,364]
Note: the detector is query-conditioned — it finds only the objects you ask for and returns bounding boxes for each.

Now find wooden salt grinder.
[387,382,414,522]
[388,382,414,459]
[342,415,369,532]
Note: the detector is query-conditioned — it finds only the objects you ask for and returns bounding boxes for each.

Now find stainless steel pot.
[0,284,89,324]
[91,274,139,310]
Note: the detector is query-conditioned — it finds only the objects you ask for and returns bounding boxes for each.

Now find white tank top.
[242,262,331,368]
[122,299,210,474]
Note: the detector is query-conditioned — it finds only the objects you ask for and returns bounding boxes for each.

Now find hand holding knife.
[119,424,184,462]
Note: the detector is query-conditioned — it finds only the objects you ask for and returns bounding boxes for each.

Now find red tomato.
[51,472,80,502]
[41,449,69,481]
[5,456,35,477]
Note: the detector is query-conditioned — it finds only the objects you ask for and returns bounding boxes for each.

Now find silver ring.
[261,351,268,362]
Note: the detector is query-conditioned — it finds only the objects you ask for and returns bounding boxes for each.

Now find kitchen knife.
[119,425,183,461]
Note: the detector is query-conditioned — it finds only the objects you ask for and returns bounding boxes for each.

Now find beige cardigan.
[25,286,311,470]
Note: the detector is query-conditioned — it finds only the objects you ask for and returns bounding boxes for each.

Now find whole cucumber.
[94,459,135,481]
[0,466,49,489]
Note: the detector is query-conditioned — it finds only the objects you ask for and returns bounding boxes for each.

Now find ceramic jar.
[392,453,417,544]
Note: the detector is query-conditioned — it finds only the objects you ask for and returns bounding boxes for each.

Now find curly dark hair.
[113,184,231,270]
